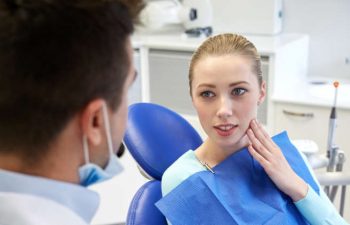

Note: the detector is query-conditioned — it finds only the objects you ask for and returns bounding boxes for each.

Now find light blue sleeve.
[295,186,349,225]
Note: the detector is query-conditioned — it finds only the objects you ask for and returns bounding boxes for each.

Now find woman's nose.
[216,96,233,119]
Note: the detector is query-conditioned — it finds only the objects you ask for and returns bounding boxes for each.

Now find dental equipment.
[323,81,347,216]
[326,81,339,172]
[138,0,213,37]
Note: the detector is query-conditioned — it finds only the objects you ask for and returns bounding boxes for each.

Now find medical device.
[138,0,213,37]
[326,81,339,172]
[324,81,347,216]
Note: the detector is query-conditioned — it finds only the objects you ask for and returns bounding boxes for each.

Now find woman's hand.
[246,119,308,202]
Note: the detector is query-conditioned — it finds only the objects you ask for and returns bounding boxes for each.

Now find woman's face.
[191,54,265,151]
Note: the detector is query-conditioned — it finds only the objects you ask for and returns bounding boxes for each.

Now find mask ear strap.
[102,102,114,156]
[82,135,90,163]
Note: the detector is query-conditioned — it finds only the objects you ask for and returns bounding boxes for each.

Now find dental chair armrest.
[315,172,350,186]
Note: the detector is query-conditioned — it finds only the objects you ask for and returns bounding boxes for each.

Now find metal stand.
[324,148,347,216]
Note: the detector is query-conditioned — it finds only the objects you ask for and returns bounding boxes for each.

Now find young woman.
[159,33,348,225]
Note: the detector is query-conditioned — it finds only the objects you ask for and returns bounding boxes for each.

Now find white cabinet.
[149,50,194,114]
[273,102,350,169]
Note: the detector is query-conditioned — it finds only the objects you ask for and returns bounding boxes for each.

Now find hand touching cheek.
[246,119,308,202]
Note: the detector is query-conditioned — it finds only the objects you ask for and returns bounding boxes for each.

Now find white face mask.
[79,102,124,187]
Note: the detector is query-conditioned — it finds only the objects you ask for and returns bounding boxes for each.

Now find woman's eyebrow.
[197,83,216,88]
[229,81,249,87]
[197,81,249,89]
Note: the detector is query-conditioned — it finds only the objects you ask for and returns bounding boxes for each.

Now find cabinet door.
[274,102,350,156]
[149,49,195,114]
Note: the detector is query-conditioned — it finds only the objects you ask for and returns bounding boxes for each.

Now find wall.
[283,0,350,79]
[144,0,350,78]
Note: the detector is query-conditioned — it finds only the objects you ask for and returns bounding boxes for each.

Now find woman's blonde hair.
[189,33,263,95]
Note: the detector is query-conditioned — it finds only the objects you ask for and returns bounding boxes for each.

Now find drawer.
[274,102,350,156]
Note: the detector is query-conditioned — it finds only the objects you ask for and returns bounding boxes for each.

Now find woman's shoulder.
[161,150,205,196]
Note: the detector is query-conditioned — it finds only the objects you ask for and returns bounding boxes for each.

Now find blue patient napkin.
[156,131,319,225]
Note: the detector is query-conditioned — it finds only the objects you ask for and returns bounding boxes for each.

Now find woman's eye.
[232,88,247,96]
[200,91,215,98]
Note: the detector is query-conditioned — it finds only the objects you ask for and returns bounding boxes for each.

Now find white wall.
[283,0,350,79]
[146,0,350,79]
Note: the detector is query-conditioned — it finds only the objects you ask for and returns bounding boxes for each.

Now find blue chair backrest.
[126,180,166,225]
[124,103,203,180]
[124,103,203,225]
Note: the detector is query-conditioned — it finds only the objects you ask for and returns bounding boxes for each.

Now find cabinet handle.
[282,110,314,118]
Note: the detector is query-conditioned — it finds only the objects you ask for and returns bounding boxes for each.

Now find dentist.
[0,0,142,224]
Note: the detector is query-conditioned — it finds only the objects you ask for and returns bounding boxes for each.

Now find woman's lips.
[214,124,238,137]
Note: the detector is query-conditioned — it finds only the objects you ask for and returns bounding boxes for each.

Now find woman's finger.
[256,121,280,150]
[247,128,272,160]
[250,120,275,151]
[256,120,270,139]
[247,144,270,168]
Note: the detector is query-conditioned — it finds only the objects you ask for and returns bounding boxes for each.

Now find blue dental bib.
[156,131,319,225]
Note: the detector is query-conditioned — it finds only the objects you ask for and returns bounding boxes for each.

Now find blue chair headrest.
[124,103,203,180]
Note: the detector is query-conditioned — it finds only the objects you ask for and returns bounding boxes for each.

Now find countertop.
[132,31,308,55]
[272,77,350,110]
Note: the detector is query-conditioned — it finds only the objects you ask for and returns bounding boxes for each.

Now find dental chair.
[124,103,203,225]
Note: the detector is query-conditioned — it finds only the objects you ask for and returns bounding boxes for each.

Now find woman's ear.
[258,81,267,105]
[80,99,105,146]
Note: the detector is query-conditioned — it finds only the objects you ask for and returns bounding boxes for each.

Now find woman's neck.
[195,135,249,167]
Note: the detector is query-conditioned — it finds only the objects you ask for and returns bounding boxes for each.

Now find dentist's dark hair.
[0,0,142,161]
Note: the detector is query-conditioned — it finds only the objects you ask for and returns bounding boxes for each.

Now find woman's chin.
[218,134,249,151]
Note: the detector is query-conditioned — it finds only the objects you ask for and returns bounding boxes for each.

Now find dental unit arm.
[326,81,339,172]
[321,81,348,216]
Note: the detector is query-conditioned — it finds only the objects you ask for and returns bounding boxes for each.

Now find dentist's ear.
[80,99,106,147]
